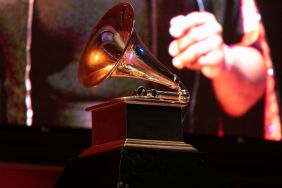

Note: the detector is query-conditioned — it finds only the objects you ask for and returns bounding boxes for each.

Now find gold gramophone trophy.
[56,3,218,188]
[78,2,195,153]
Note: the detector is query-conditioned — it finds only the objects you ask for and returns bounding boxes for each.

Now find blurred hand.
[168,12,228,79]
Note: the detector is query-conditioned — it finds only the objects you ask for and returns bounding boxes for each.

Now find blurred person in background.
[168,0,281,140]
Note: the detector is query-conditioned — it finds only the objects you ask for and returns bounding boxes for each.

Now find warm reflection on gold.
[103,64,116,73]
[88,50,104,68]
[88,64,115,83]
[83,49,116,86]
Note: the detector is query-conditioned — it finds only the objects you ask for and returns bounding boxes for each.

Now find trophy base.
[55,144,222,188]
[85,97,188,146]
[55,98,222,187]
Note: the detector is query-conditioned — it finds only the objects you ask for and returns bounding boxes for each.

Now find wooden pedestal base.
[55,98,222,187]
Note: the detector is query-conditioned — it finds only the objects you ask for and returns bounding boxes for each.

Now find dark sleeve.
[221,0,243,44]
[206,0,243,44]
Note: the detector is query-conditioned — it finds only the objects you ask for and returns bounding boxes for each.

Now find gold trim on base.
[124,96,188,108]
[125,138,197,152]
[79,138,197,158]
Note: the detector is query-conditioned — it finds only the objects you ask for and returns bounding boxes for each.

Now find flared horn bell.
[78,3,189,104]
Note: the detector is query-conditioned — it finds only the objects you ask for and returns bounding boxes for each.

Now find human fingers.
[172,34,223,70]
[175,20,222,54]
[198,49,225,78]
[169,15,185,37]
[169,21,222,57]
[169,12,216,38]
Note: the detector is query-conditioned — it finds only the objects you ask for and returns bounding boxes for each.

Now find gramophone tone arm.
[135,86,189,103]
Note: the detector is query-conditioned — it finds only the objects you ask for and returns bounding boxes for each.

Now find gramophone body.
[76,2,195,152]
[55,3,221,188]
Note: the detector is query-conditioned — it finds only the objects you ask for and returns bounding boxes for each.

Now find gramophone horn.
[78,3,189,104]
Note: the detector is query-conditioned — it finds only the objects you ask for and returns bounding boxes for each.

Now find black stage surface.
[0,125,281,187]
